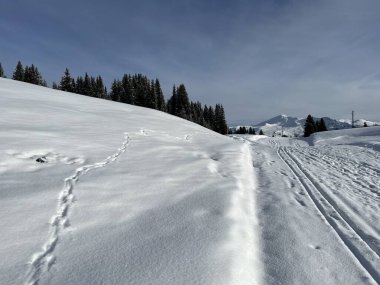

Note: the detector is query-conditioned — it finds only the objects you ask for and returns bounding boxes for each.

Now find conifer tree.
[259,130,264,135]
[0,63,5,78]
[59,68,75,92]
[21,64,45,86]
[167,85,177,115]
[121,74,134,104]
[110,79,123,102]
[52,82,59,89]
[248,127,256,135]
[13,61,24,81]
[175,84,190,119]
[318,118,327,132]
[304,114,316,137]
[145,80,157,109]
[155,79,166,111]
[214,104,228,134]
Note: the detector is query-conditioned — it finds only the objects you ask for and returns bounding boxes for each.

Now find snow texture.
[1,78,379,284]
[0,78,260,285]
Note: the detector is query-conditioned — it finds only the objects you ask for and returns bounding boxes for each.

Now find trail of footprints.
[24,133,130,285]
[24,129,196,285]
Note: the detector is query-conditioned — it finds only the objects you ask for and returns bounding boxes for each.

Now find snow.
[339,118,380,127]
[241,127,380,285]
[1,78,379,284]
[0,78,260,285]
[232,114,359,137]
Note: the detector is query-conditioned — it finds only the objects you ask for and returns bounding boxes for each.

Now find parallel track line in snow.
[24,133,130,285]
[276,144,380,284]
[287,147,380,245]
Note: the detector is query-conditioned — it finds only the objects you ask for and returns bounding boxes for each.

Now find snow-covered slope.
[0,78,261,285]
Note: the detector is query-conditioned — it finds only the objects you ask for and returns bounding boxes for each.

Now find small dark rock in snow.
[36,156,47,163]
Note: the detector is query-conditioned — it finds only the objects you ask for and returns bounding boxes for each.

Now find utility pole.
[352,110,354,128]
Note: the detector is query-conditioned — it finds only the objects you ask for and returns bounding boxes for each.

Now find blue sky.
[1,0,380,124]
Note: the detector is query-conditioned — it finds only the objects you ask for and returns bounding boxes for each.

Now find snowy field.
[1,78,379,285]
[0,79,260,285]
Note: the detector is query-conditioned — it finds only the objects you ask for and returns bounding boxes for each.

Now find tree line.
[229,126,264,135]
[303,115,327,137]
[1,61,228,135]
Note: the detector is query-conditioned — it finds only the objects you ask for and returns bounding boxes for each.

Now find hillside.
[1,78,379,285]
[0,78,260,285]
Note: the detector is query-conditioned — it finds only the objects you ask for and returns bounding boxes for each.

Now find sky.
[1,0,380,124]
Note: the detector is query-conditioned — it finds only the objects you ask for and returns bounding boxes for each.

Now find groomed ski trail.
[24,133,130,285]
[274,142,380,284]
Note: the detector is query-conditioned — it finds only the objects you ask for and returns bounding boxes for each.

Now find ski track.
[24,132,130,285]
[272,140,380,284]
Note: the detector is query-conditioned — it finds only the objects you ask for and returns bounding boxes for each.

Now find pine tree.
[121,74,134,104]
[83,73,91,96]
[363,122,368,127]
[59,68,75,92]
[13,61,24,81]
[167,85,177,115]
[20,64,45,85]
[248,127,256,135]
[0,63,5,78]
[318,118,327,132]
[304,114,316,137]
[145,80,157,109]
[176,84,190,119]
[214,104,228,134]
[110,79,123,102]
[259,130,264,135]
[52,82,59,89]
[155,79,166,111]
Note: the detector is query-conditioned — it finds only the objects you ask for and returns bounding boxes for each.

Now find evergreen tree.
[364,122,368,127]
[155,79,166,111]
[214,104,228,134]
[59,68,75,92]
[176,84,190,119]
[110,79,123,102]
[259,130,264,135]
[167,85,177,115]
[145,80,157,109]
[248,127,256,135]
[52,82,59,89]
[304,114,316,137]
[13,61,24,81]
[21,64,45,86]
[318,118,327,132]
[95,76,105,98]
[83,73,92,96]
[121,74,134,104]
[0,63,5,78]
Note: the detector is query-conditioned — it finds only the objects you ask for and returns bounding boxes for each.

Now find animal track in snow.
[24,133,130,285]
[7,150,85,165]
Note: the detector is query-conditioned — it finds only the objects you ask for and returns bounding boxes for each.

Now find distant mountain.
[256,114,300,128]
[339,118,380,127]
[254,115,303,137]
[230,114,377,137]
